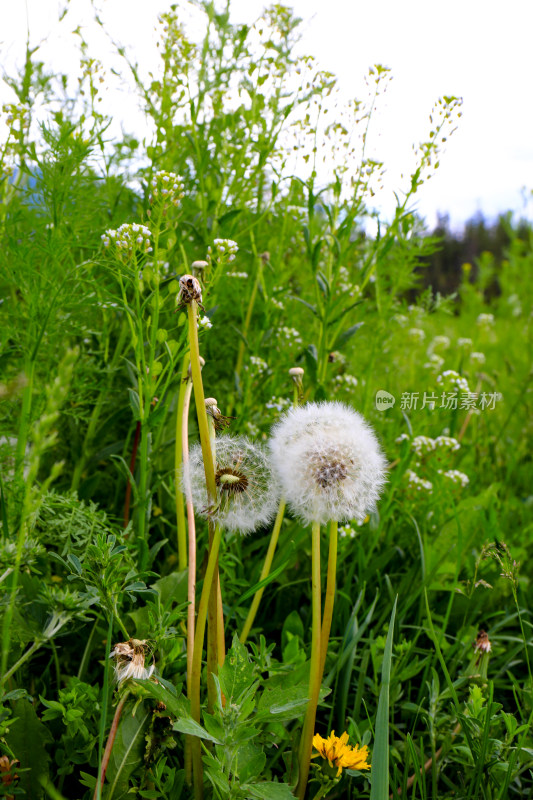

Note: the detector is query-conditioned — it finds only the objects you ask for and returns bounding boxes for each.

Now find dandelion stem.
[240,497,286,644]
[319,520,338,681]
[93,692,130,800]
[181,370,196,784]
[297,520,322,800]
[206,413,220,711]
[190,524,223,800]
[175,355,191,569]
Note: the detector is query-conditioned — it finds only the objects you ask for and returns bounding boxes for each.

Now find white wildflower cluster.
[411,436,436,458]
[270,297,284,310]
[185,436,278,534]
[507,293,522,317]
[338,266,359,296]
[339,524,357,539]
[149,170,184,207]
[197,315,213,330]
[476,313,495,327]
[226,271,248,279]
[393,314,408,327]
[437,369,470,393]
[269,402,387,525]
[412,434,461,458]
[405,470,433,493]
[423,353,444,372]
[408,328,426,342]
[208,238,239,263]
[101,223,152,257]
[395,433,410,444]
[470,351,486,365]
[440,469,469,487]
[247,356,268,375]
[427,335,450,354]
[458,337,473,350]
[434,435,461,452]
[333,374,359,388]
[266,396,291,412]
[280,327,302,345]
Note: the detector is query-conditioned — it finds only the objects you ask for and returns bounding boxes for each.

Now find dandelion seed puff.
[110,639,155,684]
[269,402,387,525]
[185,436,279,534]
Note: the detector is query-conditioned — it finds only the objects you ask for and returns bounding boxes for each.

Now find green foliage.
[0,1,532,799]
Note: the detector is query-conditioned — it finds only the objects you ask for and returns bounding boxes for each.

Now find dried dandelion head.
[110,639,155,684]
[269,402,386,525]
[185,435,279,534]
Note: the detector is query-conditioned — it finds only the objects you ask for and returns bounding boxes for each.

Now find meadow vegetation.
[1,2,532,799]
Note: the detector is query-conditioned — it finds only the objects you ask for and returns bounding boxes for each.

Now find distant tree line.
[417,212,531,299]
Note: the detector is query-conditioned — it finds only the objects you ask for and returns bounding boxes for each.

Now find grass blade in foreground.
[370,596,397,800]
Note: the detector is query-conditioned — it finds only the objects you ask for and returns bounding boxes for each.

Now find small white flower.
[395,433,410,444]
[428,335,450,354]
[434,435,461,452]
[440,469,469,487]
[266,396,291,412]
[406,470,433,493]
[437,369,470,394]
[226,271,248,279]
[198,315,213,330]
[458,337,473,349]
[476,313,494,327]
[411,436,436,457]
[269,402,387,525]
[470,351,486,365]
[408,328,426,342]
[185,436,279,534]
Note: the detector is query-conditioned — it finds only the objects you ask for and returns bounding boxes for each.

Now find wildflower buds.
[101,223,153,259]
[149,170,185,209]
[177,274,203,307]
[191,260,208,276]
[110,639,155,684]
[289,366,305,403]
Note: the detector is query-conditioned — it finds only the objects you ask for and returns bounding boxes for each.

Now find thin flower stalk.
[297,520,322,800]
[319,520,338,681]
[190,523,223,800]
[93,693,130,800]
[175,355,192,569]
[239,497,286,644]
[206,405,222,710]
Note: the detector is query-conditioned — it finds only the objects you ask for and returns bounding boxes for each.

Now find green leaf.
[127,388,141,421]
[172,717,223,745]
[369,597,397,800]
[332,322,364,350]
[105,702,151,800]
[152,569,188,608]
[218,635,255,705]
[67,553,82,575]
[235,743,266,784]
[5,698,53,799]
[244,781,295,799]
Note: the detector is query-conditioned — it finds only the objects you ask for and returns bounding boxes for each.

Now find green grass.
[0,2,532,799]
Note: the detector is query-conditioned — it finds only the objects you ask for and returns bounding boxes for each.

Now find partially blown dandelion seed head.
[185,435,279,533]
[269,402,386,525]
[110,639,155,684]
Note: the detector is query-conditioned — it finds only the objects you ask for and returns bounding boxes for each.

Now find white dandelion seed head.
[185,436,279,534]
[269,402,387,525]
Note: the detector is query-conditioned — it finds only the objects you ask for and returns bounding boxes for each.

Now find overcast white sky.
[2,0,533,230]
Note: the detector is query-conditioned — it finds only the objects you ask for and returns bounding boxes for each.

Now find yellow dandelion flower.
[312,730,370,777]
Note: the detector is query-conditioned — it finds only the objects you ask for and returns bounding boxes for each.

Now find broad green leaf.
[5,698,53,799]
[172,716,223,744]
[244,781,295,799]
[218,634,255,705]
[105,702,151,800]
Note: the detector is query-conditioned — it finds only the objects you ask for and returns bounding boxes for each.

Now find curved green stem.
[240,498,286,644]
[175,355,191,570]
[190,524,223,800]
